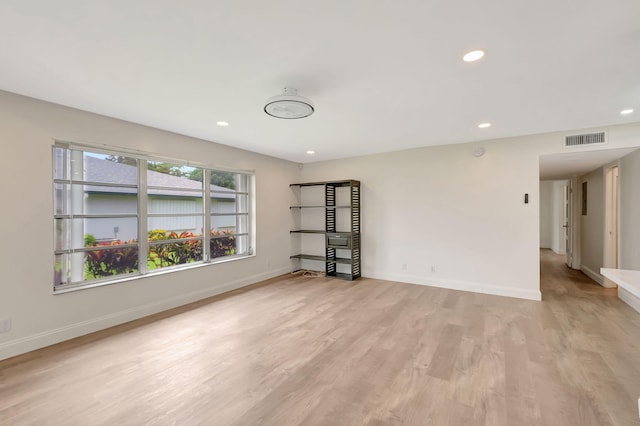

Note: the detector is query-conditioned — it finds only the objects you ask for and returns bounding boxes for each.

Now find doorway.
[539,148,639,295]
[539,179,570,261]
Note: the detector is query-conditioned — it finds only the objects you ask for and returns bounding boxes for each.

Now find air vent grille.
[565,132,606,147]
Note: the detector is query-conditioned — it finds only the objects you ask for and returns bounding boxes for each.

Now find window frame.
[52,142,256,292]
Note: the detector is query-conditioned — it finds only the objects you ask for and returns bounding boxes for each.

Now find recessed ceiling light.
[463,50,485,62]
[306,150,315,155]
[478,122,491,128]
[621,109,634,115]
[216,121,229,126]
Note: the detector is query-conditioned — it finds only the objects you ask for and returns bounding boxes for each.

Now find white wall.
[620,149,640,270]
[300,124,640,301]
[580,168,605,284]
[539,181,553,249]
[0,90,299,360]
[301,139,542,300]
[579,152,640,284]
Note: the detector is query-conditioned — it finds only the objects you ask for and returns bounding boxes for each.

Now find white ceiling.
[1,1,639,163]
[540,147,639,180]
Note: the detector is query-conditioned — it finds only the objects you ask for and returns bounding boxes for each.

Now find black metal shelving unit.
[290,180,361,280]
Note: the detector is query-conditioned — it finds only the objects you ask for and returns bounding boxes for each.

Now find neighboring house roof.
[83,156,236,199]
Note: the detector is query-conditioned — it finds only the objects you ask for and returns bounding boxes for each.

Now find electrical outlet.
[431,265,436,273]
[402,263,407,270]
[0,318,11,334]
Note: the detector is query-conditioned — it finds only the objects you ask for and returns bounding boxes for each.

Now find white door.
[563,183,572,267]
[604,166,619,269]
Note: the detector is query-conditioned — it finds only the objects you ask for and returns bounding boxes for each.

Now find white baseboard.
[581,264,610,287]
[619,287,640,314]
[364,272,542,301]
[0,267,290,361]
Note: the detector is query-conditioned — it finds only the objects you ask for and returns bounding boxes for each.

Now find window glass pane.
[84,217,138,247]
[210,231,237,259]
[53,147,68,180]
[147,162,202,189]
[84,245,139,280]
[55,245,140,286]
[54,219,66,251]
[56,217,138,250]
[148,216,203,235]
[85,186,138,215]
[211,193,248,214]
[53,183,67,215]
[147,163,203,241]
[149,198,202,214]
[209,171,239,192]
[83,152,138,185]
[148,238,203,270]
[54,183,138,215]
[210,193,237,211]
[209,234,249,259]
[211,214,247,234]
[234,235,249,256]
[84,190,138,215]
[54,254,68,286]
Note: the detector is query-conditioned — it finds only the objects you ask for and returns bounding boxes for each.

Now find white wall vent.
[565,132,606,147]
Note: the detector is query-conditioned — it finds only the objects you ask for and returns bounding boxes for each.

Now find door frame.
[563,182,571,265]
[568,176,581,269]
[603,164,620,269]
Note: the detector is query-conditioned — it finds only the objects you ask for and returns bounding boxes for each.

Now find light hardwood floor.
[1,250,640,425]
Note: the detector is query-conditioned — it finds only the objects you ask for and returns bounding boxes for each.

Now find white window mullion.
[235,174,244,255]
[249,175,255,255]
[203,169,211,262]
[70,149,84,283]
[138,159,148,274]
[61,148,70,285]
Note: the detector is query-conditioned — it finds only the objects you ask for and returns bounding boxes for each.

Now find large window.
[53,144,254,290]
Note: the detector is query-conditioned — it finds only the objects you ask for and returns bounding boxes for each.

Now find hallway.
[538,249,640,425]
[540,249,618,298]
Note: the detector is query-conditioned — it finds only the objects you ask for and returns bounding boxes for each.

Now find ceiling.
[0,1,639,164]
[540,147,639,180]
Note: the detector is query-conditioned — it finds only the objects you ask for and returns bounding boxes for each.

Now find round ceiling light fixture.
[463,50,485,62]
[264,87,315,119]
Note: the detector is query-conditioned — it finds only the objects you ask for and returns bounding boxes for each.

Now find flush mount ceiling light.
[620,108,634,115]
[306,150,315,155]
[264,87,315,119]
[463,50,485,62]
[478,122,491,128]
[216,121,229,126]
